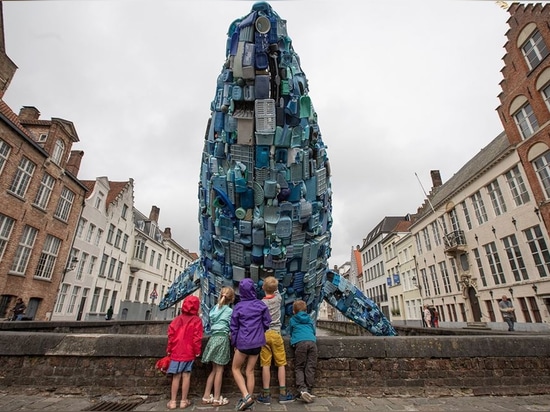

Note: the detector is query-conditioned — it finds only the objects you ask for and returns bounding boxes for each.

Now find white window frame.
[34,235,61,280]
[486,179,507,216]
[0,214,15,261]
[10,225,38,274]
[0,138,11,176]
[522,29,549,70]
[505,166,530,206]
[54,187,75,222]
[533,151,550,199]
[514,102,539,139]
[51,139,65,165]
[9,157,36,198]
[33,173,55,209]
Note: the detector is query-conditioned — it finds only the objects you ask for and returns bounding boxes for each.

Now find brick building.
[0,18,87,320]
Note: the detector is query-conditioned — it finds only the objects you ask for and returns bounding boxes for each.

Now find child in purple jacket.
[230,278,271,411]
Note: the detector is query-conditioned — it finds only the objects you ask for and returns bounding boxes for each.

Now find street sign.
[150,290,158,300]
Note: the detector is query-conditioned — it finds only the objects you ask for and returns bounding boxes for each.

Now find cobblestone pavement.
[1,393,550,411]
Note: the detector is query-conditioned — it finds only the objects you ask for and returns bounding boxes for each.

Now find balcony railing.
[443,230,467,253]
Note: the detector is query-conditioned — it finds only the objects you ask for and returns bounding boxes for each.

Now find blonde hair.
[293,299,307,314]
[262,276,278,294]
[218,286,235,308]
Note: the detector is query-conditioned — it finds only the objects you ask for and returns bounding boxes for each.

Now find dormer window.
[38,133,48,143]
[51,139,65,165]
[521,29,549,70]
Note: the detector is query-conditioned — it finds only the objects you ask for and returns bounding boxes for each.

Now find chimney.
[65,150,84,177]
[149,206,160,223]
[19,106,41,120]
[164,227,172,239]
[430,170,442,188]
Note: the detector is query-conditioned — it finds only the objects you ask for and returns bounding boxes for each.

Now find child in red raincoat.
[165,295,203,410]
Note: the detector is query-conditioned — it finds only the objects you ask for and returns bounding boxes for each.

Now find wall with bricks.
[0,331,549,398]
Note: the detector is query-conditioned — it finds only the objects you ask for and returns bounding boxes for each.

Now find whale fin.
[159,260,201,310]
[323,270,397,336]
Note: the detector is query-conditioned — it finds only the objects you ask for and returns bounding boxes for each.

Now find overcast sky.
[3,0,511,267]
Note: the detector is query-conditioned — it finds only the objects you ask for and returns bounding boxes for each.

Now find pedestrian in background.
[201,286,235,407]
[499,295,515,332]
[423,305,432,328]
[230,278,271,411]
[289,299,317,404]
[165,295,203,410]
[10,298,26,321]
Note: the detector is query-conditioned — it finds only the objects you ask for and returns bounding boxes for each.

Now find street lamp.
[64,256,79,273]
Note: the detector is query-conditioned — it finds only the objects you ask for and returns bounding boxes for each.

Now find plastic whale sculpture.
[160,1,396,337]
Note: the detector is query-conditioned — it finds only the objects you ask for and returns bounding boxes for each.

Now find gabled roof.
[0,100,37,141]
[80,179,131,208]
[362,216,407,248]
[413,131,512,225]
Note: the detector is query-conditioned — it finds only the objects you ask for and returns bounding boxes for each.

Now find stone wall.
[1,331,549,398]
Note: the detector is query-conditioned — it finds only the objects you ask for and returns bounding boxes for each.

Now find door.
[467,287,482,322]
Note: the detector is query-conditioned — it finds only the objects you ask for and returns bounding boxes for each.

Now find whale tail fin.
[323,270,397,336]
[159,260,201,310]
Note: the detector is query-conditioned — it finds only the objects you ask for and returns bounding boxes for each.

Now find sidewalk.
[1,392,550,411]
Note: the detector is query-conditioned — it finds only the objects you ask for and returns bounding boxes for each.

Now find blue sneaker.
[279,392,295,404]
[257,394,271,405]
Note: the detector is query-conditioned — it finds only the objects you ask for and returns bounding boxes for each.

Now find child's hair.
[218,286,235,307]
[293,299,307,314]
[262,276,278,294]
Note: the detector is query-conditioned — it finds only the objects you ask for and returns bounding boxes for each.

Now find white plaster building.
[51,177,134,321]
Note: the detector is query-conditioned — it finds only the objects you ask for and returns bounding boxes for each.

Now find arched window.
[51,139,65,165]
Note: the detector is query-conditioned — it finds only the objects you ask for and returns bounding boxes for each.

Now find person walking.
[165,295,203,410]
[106,306,114,320]
[200,286,235,407]
[288,299,317,404]
[257,276,294,405]
[230,278,271,411]
[499,295,515,332]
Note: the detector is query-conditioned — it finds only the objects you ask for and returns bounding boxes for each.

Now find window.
[54,187,75,222]
[470,191,488,225]
[33,173,55,209]
[0,214,15,261]
[90,287,101,312]
[472,248,488,287]
[133,238,147,261]
[89,255,97,275]
[100,289,110,313]
[524,225,550,278]
[51,139,65,164]
[0,138,11,175]
[422,228,431,251]
[10,225,38,274]
[95,229,103,246]
[125,276,134,301]
[135,279,143,302]
[439,261,451,294]
[514,102,539,139]
[415,234,423,254]
[449,208,461,232]
[114,229,122,248]
[76,218,87,239]
[94,191,105,210]
[67,286,80,314]
[543,83,550,111]
[122,234,129,252]
[486,179,507,216]
[429,265,440,295]
[420,268,430,296]
[505,166,530,206]
[502,234,528,282]
[156,253,162,270]
[484,242,506,285]
[77,253,88,280]
[533,151,550,199]
[106,224,115,244]
[150,250,156,266]
[116,261,123,281]
[34,235,61,280]
[108,257,116,279]
[38,133,48,143]
[54,284,69,313]
[85,224,96,243]
[9,157,36,198]
[99,253,109,277]
[121,204,128,219]
[461,201,472,230]
[522,29,549,70]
